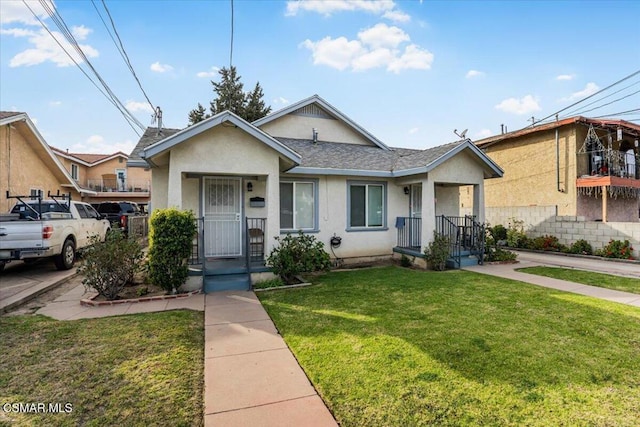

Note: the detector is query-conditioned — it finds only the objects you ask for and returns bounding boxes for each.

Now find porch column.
[421,179,435,249]
[602,185,608,223]
[167,167,183,209]
[473,182,485,223]
[265,175,280,255]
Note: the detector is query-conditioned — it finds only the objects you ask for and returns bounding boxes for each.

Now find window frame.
[346,180,388,231]
[71,163,79,181]
[279,178,319,233]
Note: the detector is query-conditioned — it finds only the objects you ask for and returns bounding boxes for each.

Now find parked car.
[94,201,143,232]
[0,199,110,271]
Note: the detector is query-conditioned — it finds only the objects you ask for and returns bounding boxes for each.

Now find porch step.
[446,255,479,269]
[204,273,251,292]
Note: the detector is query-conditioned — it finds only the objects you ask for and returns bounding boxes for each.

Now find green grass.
[0,311,204,427]
[517,266,640,295]
[257,266,640,426]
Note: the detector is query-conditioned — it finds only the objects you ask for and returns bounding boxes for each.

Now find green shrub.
[400,254,413,268]
[595,239,635,260]
[79,230,143,300]
[506,218,528,248]
[424,232,450,271]
[570,239,593,255]
[148,208,197,293]
[486,247,518,262]
[253,278,285,289]
[267,231,331,285]
[491,224,508,241]
[531,235,564,251]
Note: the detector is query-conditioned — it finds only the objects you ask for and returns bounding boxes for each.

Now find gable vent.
[292,104,336,120]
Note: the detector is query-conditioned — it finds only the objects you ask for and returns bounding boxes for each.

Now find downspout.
[556,128,562,192]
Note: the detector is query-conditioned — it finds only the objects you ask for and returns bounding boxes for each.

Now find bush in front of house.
[569,239,593,255]
[79,230,144,300]
[424,232,450,271]
[530,235,567,252]
[484,224,517,262]
[491,224,508,242]
[595,239,635,260]
[506,218,528,248]
[148,208,197,293]
[267,231,331,285]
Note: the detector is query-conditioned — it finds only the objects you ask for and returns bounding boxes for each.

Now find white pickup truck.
[0,199,110,271]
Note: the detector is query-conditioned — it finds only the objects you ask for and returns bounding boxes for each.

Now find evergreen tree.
[188,66,271,125]
[244,82,271,122]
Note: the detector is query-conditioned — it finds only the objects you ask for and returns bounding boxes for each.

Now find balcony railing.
[578,151,638,179]
[86,179,150,193]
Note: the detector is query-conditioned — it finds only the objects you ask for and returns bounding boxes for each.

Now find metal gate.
[203,177,242,257]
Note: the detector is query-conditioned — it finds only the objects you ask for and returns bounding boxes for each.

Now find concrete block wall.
[486,206,639,258]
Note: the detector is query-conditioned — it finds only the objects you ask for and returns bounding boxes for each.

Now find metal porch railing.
[395,217,422,250]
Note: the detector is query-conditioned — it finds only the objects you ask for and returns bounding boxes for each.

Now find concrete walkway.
[204,291,337,426]
[464,252,640,308]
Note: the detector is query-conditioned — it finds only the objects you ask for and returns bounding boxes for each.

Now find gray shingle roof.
[276,137,466,173]
[129,126,182,160]
[0,111,24,121]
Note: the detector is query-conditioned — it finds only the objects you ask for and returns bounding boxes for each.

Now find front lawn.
[516,266,640,294]
[258,266,640,426]
[0,311,203,426]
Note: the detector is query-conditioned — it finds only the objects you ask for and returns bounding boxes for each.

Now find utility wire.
[98,0,155,113]
[530,69,640,127]
[229,0,234,69]
[565,89,640,117]
[35,0,145,133]
[560,79,640,118]
[22,0,142,136]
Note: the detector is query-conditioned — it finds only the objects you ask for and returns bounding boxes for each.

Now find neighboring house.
[0,111,88,211]
[51,147,153,211]
[472,117,640,257]
[130,95,503,292]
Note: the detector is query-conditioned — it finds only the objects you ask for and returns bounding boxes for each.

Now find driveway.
[0,259,76,313]
[512,250,640,279]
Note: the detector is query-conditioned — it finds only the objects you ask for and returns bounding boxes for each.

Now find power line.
[565,89,640,118]
[560,79,640,118]
[22,0,142,136]
[531,69,640,127]
[229,0,234,68]
[97,0,155,113]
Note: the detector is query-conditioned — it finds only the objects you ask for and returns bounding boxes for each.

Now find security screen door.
[203,177,242,257]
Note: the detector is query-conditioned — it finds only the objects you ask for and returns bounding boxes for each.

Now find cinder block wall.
[486,206,640,258]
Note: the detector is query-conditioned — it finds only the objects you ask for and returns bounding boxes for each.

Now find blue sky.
[1,0,639,155]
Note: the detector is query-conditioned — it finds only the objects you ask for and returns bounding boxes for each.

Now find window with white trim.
[348,182,385,229]
[280,180,316,231]
[71,164,79,181]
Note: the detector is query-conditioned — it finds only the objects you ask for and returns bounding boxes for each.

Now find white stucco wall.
[150,165,169,212]
[259,114,374,146]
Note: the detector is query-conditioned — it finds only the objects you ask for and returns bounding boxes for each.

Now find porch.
[394,215,485,268]
[189,217,269,292]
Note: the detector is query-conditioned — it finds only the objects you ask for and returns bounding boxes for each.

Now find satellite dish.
[460,129,468,138]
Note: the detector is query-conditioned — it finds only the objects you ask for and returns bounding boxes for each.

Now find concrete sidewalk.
[204,291,337,426]
[464,259,640,308]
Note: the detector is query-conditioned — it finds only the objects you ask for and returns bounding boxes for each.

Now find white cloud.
[4,27,99,67]
[383,9,411,23]
[466,70,485,79]
[273,97,290,105]
[71,135,135,154]
[125,100,154,113]
[562,82,600,102]
[495,95,541,115]
[475,129,493,139]
[556,74,575,81]
[150,61,173,73]
[358,23,409,49]
[49,100,62,107]
[301,24,433,73]
[196,66,220,78]
[408,127,419,134]
[286,0,397,17]
[0,0,52,26]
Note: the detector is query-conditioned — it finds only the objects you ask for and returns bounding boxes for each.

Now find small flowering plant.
[597,239,635,260]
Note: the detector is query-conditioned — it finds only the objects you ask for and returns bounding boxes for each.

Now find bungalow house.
[130,95,503,291]
[0,111,88,211]
[471,117,640,257]
[51,147,152,211]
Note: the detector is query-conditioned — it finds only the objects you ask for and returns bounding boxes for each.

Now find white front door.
[203,177,242,257]
[116,169,127,191]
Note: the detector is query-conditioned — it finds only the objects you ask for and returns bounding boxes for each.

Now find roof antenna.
[154,106,163,136]
[454,128,468,139]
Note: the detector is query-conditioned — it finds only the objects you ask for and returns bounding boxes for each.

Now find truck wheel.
[55,239,76,270]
